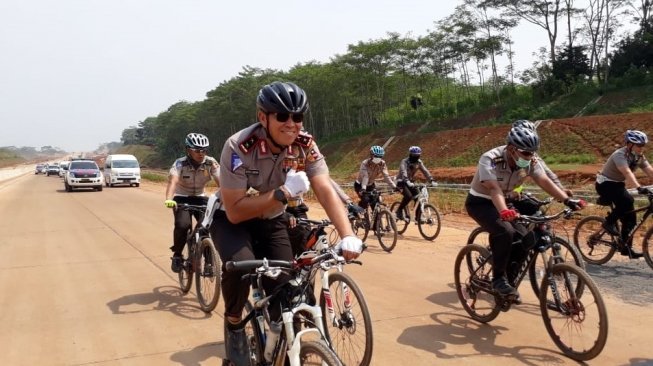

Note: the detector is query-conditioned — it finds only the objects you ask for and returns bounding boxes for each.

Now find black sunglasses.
[189,148,207,153]
[516,148,534,157]
[274,112,304,123]
[636,143,646,148]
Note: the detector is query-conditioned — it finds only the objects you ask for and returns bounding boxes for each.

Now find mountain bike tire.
[528,236,585,298]
[642,226,653,270]
[298,341,343,366]
[454,244,501,323]
[417,204,441,241]
[375,208,397,252]
[178,242,193,293]
[539,263,608,361]
[389,202,410,235]
[195,237,221,312]
[573,216,617,265]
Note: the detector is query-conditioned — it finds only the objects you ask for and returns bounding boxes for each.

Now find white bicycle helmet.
[625,130,648,145]
[185,133,209,149]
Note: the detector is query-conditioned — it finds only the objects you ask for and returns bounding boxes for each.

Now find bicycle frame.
[604,194,653,245]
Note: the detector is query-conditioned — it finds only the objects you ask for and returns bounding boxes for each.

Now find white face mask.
[371,157,382,164]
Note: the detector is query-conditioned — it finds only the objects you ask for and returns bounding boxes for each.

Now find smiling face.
[258,109,302,152]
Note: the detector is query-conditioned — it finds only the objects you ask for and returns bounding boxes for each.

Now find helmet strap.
[261,116,288,151]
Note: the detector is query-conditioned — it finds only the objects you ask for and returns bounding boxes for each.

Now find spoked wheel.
[454,244,501,323]
[529,236,586,298]
[375,208,397,252]
[298,341,342,366]
[573,216,617,264]
[539,263,608,361]
[389,202,410,234]
[195,237,221,312]
[416,204,441,241]
[320,271,373,366]
[243,301,264,365]
[640,226,653,270]
[350,214,370,242]
[178,242,193,293]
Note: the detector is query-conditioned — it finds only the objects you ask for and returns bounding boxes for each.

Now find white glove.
[282,169,310,197]
[406,181,415,188]
[336,235,363,254]
[430,181,438,187]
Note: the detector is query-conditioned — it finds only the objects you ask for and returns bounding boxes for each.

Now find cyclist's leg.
[465,194,518,297]
[170,197,192,272]
[596,181,622,235]
[209,210,255,365]
[396,182,412,219]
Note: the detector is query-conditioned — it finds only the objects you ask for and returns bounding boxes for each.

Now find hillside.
[321,112,653,187]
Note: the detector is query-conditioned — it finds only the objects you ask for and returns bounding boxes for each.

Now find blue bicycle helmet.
[512,119,536,131]
[625,130,648,145]
[370,145,385,157]
[408,146,422,155]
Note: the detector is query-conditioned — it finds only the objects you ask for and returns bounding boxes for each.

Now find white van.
[104,154,141,187]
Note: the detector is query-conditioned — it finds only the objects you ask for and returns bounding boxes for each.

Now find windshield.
[113,160,139,168]
[70,162,98,170]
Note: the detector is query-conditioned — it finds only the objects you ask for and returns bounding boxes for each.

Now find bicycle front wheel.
[243,301,264,364]
[417,204,441,241]
[375,208,397,252]
[454,244,501,323]
[389,202,409,234]
[539,263,608,361]
[573,216,617,265]
[298,341,343,366]
[529,236,586,298]
[640,226,653,270]
[178,242,193,293]
[351,216,370,242]
[195,237,221,312]
[320,271,373,366]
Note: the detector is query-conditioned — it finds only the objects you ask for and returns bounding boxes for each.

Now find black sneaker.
[224,323,249,366]
[492,276,519,297]
[602,221,619,236]
[170,255,183,273]
[620,246,644,259]
[396,211,405,221]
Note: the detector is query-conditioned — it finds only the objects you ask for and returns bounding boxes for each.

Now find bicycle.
[573,190,653,269]
[466,194,585,297]
[390,183,441,241]
[350,189,398,252]
[297,218,373,366]
[225,258,343,366]
[176,203,221,313]
[454,208,608,361]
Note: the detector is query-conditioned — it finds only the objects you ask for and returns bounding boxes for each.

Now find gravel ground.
[585,258,653,305]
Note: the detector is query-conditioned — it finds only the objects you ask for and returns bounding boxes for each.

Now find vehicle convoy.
[35,164,46,174]
[65,160,103,192]
[59,161,70,178]
[46,164,60,176]
[104,154,141,187]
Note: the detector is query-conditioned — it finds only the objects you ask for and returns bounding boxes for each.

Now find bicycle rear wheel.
[640,226,653,270]
[454,244,501,323]
[350,216,370,242]
[539,263,608,361]
[529,236,586,298]
[389,202,409,234]
[375,208,397,252]
[298,341,343,366]
[417,204,441,241]
[195,237,221,312]
[573,216,617,264]
[320,271,373,366]
[178,241,193,293]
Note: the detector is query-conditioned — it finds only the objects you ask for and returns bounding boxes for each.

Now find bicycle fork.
[320,271,353,329]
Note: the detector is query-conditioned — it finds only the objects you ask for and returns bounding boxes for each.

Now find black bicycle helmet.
[185,133,209,148]
[506,126,540,152]
[256,81,309,114]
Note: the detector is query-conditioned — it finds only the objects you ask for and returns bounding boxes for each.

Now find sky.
[1,0,554,153]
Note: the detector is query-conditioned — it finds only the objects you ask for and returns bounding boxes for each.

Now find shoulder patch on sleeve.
[294,132,313,147]
[239,133,259,154]
[230,152,243,172]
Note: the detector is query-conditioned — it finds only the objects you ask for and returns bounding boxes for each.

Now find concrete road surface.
[0,174,650,365]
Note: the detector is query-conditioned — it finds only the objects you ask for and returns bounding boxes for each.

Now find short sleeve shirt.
[469,145,545,198]
[168,156,220,196]
[600,146,650,182]
[218,123,329,219]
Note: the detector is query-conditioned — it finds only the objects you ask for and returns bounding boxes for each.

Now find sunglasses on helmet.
[273,112,304,123]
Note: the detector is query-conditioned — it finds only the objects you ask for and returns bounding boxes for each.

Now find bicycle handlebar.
[225,259,294,272]
[296,218,332,227]
[516,208,574,224]
[177,203,208,213]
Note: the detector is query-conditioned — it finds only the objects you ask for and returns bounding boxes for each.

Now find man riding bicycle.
[465,125,585,300]
[595,129,653,259]
[394,146,437,220]
[164,133,220,273]
[354,145,397,211]
[209,81,363,366]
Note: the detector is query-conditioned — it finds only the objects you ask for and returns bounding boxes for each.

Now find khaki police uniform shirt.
[600,146,650,182]
[218,123,329,219]
[357,159,396,188]
[396,157,433,183]
[168,156,220,196]
[469,145,545,199]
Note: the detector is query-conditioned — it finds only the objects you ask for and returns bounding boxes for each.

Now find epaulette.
[239,133,259,154]
[294,131,313,147]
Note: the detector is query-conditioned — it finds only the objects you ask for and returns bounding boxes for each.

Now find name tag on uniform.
[245,169,259,175]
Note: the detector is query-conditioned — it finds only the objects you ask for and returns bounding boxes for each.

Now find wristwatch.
[273,188,288,204]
